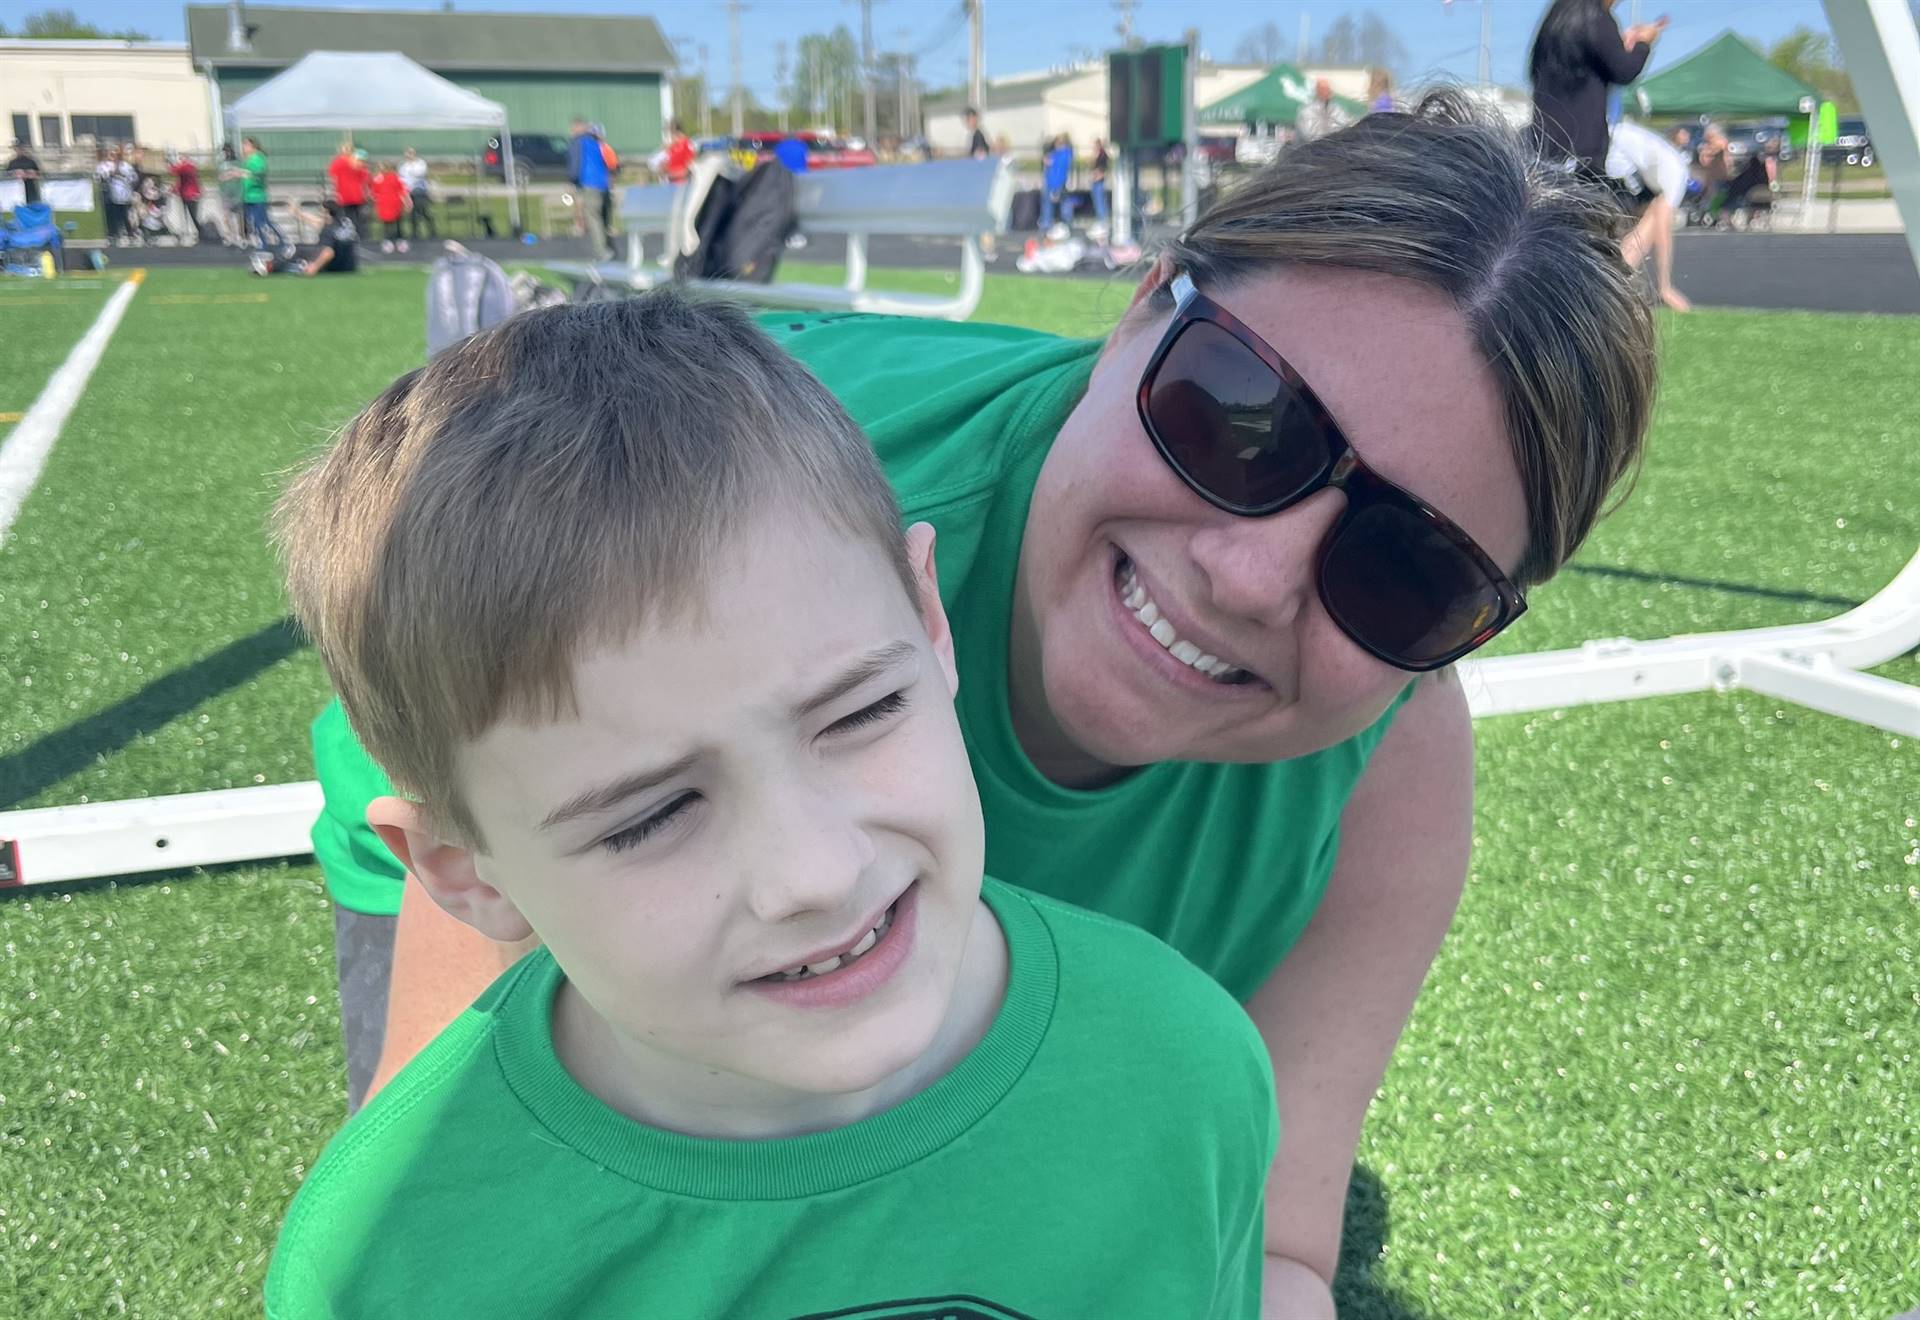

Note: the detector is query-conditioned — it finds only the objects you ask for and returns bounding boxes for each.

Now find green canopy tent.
[1633,31,1823,212]
[1199,63,1363,128]
[1633,31,1819,118]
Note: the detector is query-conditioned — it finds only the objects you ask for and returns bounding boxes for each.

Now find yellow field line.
[0,411,21,423]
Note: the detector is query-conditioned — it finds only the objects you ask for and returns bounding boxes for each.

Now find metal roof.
[186,5,674,74]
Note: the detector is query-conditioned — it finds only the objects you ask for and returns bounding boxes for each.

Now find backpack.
[705,161,798,284]
[425,246,516,358]
[600,139,620,171]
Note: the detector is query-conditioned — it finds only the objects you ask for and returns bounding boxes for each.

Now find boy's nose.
[743,800,877,926]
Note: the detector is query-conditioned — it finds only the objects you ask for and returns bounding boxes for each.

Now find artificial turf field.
[0,263,1915,1318]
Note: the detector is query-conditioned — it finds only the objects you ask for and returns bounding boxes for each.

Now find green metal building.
[186,4,673,180]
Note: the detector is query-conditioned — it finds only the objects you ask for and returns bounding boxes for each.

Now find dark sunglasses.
[1135,273,1527,672]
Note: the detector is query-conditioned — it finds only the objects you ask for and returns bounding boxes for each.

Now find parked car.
[1833,117,1874,167]
[483,134,575,185]
[735,131,877,170]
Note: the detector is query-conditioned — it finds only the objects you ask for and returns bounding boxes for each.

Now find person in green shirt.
[270,290,1276,1317]
[237,135,291,255]
[310,93,1659,1316]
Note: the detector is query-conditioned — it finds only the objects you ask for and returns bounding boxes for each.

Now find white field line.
[0,271,145,539]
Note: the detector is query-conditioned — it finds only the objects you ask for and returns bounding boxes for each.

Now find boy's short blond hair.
[278,291,911,845]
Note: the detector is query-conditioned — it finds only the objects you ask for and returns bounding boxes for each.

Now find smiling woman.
[306,92,1658,1316]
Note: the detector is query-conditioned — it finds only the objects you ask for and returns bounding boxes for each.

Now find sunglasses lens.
[1148,321,1334,511]
[1321,501,1509,668]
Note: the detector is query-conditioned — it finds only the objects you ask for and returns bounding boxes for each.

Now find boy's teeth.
[769,904,895,982]
[1117,559,1250,684]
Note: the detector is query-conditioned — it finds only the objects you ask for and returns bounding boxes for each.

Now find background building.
[2,39,216,160]
[924,59,1373,157]
[186,4,674,177]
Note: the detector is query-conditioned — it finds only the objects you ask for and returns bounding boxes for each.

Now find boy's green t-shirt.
[266,880,1277,1319]
[242,151,269,203]
[309,313,1406,1001]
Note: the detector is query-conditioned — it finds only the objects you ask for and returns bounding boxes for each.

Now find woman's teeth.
[1118,559,1251,684]
[764,904,896,982]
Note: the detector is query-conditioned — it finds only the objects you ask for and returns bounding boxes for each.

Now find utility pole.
[968,0,984,115]
[698,42,711,136]
[810,44,822,128]
[1479,0,1492,87]
[1181,27,1198,224]
[894,26,916,140]
[728,0,746,137]
[1297,12,1310,64]
[776,41,790,132]
[895,56,908,141]
[861,0,878,146]
[907,53,919,139]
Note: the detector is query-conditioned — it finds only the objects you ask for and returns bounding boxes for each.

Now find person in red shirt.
[328,144,372,232]
[370,162,411,253]
[663,120,695,184]
[167,150,204,240]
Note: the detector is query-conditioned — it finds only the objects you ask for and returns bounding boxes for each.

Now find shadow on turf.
[1334,1164,1432,1320]
[0,616,308,810]
[1565,563,1860,611]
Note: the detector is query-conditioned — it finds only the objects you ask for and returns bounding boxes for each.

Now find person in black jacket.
[1528,0,1667,173]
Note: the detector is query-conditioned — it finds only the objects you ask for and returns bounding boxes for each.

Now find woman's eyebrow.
[790,641,918,721]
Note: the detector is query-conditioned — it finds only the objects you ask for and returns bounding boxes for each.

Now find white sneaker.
[1046,223,1070,241]
[396,239,409,254]
[381,239,394,253]
[282,244,297,260]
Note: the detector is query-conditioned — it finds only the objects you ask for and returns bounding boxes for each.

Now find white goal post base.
[0,783,322,890]
[6,578,1914,891]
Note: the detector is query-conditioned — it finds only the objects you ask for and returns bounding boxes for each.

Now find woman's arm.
[1587,9,1654,84]
[363,871,536,1101]
[1247,671,1475,1317]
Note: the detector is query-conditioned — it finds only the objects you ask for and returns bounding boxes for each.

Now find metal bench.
[545,156,1012,321]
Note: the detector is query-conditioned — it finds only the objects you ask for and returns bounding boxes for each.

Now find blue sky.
[3,0,1839,100]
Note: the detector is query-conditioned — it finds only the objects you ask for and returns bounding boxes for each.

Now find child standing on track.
[371,162,410,253]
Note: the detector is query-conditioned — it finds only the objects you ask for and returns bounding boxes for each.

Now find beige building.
[3,40,216,159]
[925,60,1372,157]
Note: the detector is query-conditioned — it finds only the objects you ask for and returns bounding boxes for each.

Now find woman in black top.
[1528,0,1666,171]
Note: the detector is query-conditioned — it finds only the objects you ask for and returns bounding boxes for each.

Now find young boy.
[269,292,1276,1318]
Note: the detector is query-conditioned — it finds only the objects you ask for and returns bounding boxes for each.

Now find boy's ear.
[904,522,958,697]
[366,796,534,944]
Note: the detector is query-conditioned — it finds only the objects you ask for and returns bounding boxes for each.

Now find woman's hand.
[1246,671,1475,1307]
[1624,16,1668,48]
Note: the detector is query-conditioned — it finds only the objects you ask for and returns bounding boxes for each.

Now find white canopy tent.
[224,51,519,230]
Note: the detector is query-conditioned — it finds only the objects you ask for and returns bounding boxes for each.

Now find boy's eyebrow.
[536,644,915,833]
[790,641,918,720]
[539,752,700,832]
